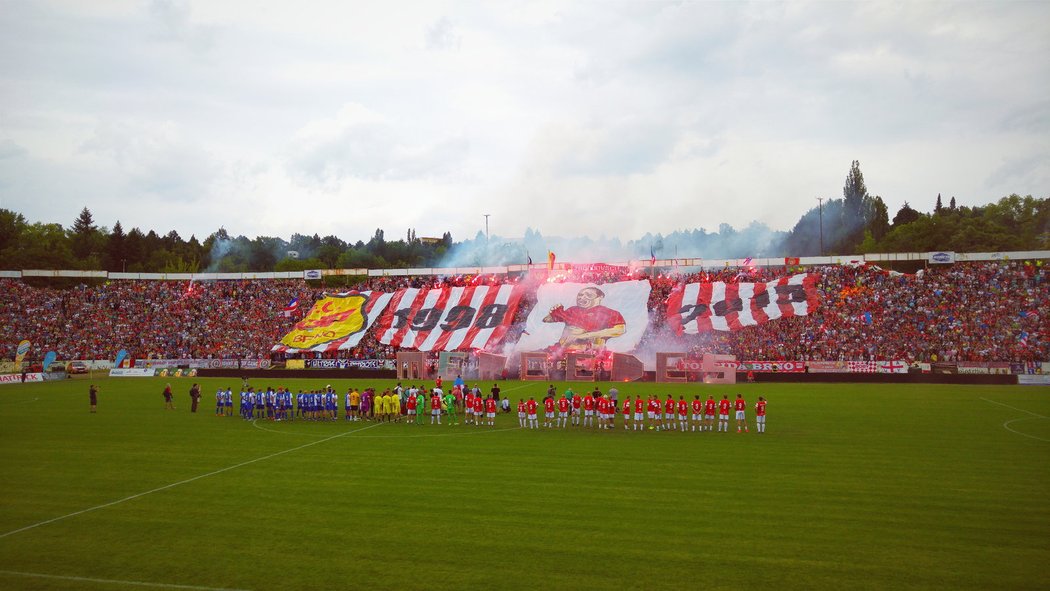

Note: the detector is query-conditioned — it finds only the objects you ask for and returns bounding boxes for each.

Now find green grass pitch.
[0,376,1048,590]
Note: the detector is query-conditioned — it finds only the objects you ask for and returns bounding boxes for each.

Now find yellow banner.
[280,294,368,349]
[286,359,305,370]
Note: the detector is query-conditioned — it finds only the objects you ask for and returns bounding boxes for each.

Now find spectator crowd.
[1,260,1045,365]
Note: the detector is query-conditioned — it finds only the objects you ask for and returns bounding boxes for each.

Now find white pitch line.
[981,397,1049,442]
[0,422,382,540]
[980,397,1048,418]
[0,569,252,591]
[1001,417,1050,443]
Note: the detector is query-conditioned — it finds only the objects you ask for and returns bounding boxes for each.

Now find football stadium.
[3,3,1050,590]
[2,251,1049,591]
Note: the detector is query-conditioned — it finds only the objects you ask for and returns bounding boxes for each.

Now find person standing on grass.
[647,395,659,431]
[472,393,484,427]
[755,396,767,433]
[163,383,175,410]
[360,389,371,422]
[691,395,703,432]
[734,394,748,433]
[717,395,731,432]
[633,396,645,431]
[557,394,570,428]
[517,399,527,428]
[225,387,234,417]
[430,390,443,424]
[622,396,632,430]
[406,389,418,424]
[189,383,201,413]
[664,394,677,431]
[215,387,225,416]
[526,397,538,429]
[582,390,594,428]
[543,395,555,428]
[415,389,426,425]
[485,395,497,427]
[595,395,608,430]
[677,396,689,432]
[704,396,717,432]
[570,389,582,426]
[444,389,458,426]
[89,383,98,413]
[464,388,475,425]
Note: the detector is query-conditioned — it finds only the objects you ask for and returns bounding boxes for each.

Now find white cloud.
[0,0,1046,247]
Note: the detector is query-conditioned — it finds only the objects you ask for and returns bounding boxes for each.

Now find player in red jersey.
[595,396,608,430]
[633,396,645,431]
[430,391,443,425]
[406,391,417,425]
[622,397,632,430]
[690,395,703,432]
[647,395,659,431]
[664,395,676,431]
[717,395,731,432]
[704,396,717,432]
[755,396,767,433]
[472,395,484,427]
[517,399,527,428]
[526,397,539,429]
[582,392,595,428]
[571,391,582,427]
[463,390,475,425]
[485,396,497,426]
[557,396,570,428]
[734,393,748,433]
[543,396,556,428]
[677,396,688,432]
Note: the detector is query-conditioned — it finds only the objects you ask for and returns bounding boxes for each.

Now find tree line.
[0,162,1046,274]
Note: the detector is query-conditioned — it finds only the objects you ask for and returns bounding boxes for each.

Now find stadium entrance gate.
[396,352,429,381]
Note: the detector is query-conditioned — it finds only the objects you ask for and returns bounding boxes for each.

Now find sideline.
[980,397,1050,442]
[0,423,382,540]
[0,569,252,591]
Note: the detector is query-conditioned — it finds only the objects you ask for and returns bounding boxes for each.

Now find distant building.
[286,251,300,259]
[419,237,443,246]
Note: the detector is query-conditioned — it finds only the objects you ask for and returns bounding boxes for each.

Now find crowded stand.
[1,259,1046,367]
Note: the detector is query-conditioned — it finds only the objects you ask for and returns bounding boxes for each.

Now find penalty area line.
[980,398,1050,442]
[980,397,1048,418]
[0,423,382,540]
[0,569,252,591]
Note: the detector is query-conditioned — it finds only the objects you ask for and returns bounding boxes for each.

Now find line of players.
[214,385,767,433]
[213,384,504,426]
[518,392,767,433]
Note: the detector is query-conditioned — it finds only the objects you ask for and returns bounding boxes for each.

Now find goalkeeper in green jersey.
[415,390,427,425]
[443,392,458,425]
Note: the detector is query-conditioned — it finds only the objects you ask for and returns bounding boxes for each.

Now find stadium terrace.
[2,254,1047,375]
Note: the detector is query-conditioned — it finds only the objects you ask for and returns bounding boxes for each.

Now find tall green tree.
[104,221,127,272]
[69,207,101,261]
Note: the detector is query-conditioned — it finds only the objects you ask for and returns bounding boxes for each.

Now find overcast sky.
[1,0,1047,245]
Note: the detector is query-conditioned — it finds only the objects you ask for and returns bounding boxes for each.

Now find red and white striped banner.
[666,273,820,333]
[376,285,523,351]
